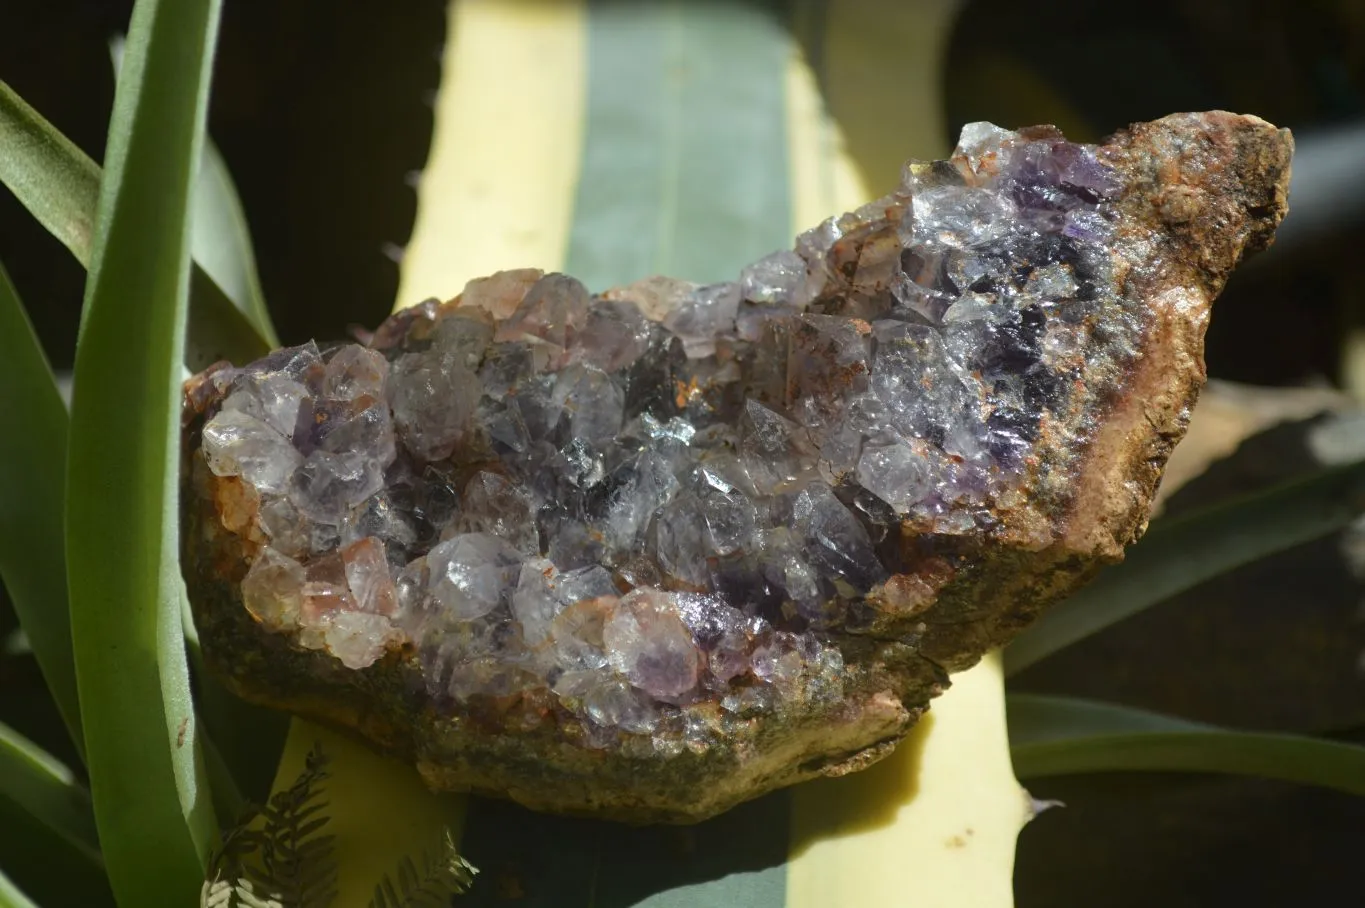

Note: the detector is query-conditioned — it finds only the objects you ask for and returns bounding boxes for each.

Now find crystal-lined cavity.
[193,123,1141,744]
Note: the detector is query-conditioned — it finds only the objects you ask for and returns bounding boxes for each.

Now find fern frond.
[209,803,266,880]
[234,879,286,908]
[200,876,286,908]
[368,828,478,907]
[203,878,235,908]
[203,746,476,908]
[245,742,338,908]
[204,742,338,908]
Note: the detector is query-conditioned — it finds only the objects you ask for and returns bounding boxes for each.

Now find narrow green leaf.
[112,32,278,348]
[0,80,270,367]
[1006,460,1365,675]
[0,260,82,755]
[193,141,279,347]
[0,720,101,870]
[64,0,224,903]
[184,264,274,370]
[0,83,99,263]
[1008,694,1365,795]
[0,869,39,908]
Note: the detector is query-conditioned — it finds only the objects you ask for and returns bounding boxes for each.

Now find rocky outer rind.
[182,112,1291,823]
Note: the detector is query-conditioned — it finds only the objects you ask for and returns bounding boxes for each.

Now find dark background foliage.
[2,1,1363,905]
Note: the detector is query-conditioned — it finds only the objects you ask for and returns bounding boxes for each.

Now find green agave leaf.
[1005,459,1365,675]
[0,720,101,870]
[1008,695,1365,795]
[64,0,224,903]
[384,0,1004,901]
[564,0,790,289]
[320,0,1000,903]
[0,260,81,754]
[456,5,792,904]
[112,32,279,349]
[0,80,269,368]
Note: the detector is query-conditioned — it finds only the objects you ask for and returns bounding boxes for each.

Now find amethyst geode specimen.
[182,112,1291,822]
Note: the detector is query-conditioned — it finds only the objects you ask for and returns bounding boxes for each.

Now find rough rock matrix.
[182,112,1292,822]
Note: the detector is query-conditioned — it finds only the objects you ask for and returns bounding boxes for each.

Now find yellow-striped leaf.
[296,3,1023,907]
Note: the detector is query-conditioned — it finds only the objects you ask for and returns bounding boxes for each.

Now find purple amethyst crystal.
[183,112,1292,822]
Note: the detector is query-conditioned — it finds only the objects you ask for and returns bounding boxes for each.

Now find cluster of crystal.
[193,122,1132,746]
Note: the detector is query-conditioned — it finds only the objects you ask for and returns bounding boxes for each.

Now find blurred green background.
[2,1,1364,905]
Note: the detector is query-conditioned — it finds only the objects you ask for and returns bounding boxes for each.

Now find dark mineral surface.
[182,112,1292,822]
